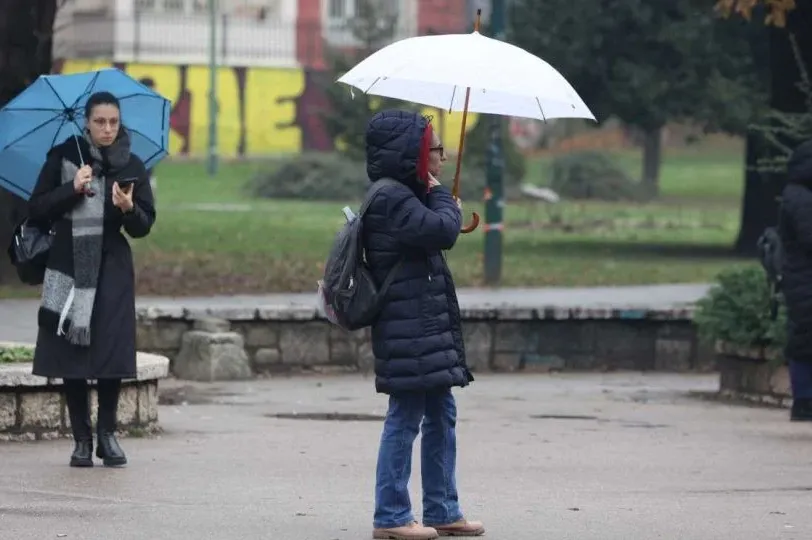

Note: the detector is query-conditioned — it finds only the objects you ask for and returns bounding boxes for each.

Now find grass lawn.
[123,142,753,296]
[2,142,754,298]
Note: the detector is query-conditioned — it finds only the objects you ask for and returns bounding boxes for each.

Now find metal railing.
[53,11,467,69]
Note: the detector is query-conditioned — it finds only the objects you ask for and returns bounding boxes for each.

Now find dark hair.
[84,91,120,118]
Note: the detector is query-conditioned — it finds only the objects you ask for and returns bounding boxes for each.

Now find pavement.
[0,284,711,344]
[1,372,811,540]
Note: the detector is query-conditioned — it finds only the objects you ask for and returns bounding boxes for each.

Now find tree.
[508,0,769,198]
[0,0,60,285]
[715,0,798,27]
[321,0,418,161]
[715,0,812,253]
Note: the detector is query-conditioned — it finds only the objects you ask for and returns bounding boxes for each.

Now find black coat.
[28,136,156,380]
[780,140,812,363]
[362,110,473,394]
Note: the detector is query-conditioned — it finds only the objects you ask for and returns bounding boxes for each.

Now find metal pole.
[484,0,505,285]
[207,0,218,176]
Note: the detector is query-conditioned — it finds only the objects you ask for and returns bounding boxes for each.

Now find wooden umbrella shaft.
[451,86,472,199]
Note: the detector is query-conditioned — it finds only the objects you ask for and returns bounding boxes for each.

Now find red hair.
[417,122,433,194]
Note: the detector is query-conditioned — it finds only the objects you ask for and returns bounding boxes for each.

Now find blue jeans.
[789,359,812,399]
[373,388,464,529]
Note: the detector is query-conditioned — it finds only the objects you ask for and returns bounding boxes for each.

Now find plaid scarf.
[40,130,131,346]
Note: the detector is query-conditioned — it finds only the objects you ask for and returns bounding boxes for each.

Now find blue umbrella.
[0,67,171,200]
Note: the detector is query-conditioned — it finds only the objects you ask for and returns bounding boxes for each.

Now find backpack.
[317,178,404,331]
[756,200,784,319]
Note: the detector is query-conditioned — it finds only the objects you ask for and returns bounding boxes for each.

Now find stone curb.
[0,341,170,387]
[136,304,697,322]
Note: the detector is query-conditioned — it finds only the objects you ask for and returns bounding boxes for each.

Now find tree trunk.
[0,0,58,284]
[734,4,812,255]
[641,126,662,199]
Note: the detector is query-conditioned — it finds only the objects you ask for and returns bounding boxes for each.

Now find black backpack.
[317,178,404,331]
[756,200,784,319]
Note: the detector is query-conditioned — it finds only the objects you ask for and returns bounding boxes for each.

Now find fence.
[54,9,468,70]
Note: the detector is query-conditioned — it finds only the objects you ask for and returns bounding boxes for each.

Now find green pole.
[207,0,218,176]
[484,0,505,285]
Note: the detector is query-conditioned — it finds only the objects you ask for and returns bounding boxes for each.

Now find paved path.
[0,284,710,344]
[1,373,810,539]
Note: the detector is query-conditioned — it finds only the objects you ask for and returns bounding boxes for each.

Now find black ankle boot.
[96,431,127,467]
[64,379,93,468]
[70,439,94,467]
[791,398,812,422]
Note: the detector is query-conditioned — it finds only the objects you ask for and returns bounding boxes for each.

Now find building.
[54,0,472,69]
[52,0,475,158]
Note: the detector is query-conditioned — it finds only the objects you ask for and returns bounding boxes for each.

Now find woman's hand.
[454,196,462,210]
[427,172,441,188]
[73,165,93,194]
[112,181,134,212]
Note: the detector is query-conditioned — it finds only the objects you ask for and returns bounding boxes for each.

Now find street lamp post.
[484,0,505,284]
[207,0,218,176]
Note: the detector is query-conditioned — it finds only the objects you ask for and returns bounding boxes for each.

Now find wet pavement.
[1,372,810,540]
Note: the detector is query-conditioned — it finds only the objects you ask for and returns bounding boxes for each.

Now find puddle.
[529,414,600,421]
[266,412,385,422]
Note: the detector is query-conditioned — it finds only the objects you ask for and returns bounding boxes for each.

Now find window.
[162,0,186,11]
[329,0,350,19]
[134,0,157,12]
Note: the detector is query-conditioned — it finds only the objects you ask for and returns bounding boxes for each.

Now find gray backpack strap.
[358,178,405,298]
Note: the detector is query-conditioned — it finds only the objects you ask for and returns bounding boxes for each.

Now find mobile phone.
[117,177,137,190]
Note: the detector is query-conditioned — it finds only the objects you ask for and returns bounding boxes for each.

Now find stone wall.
[0,350,169,442]
[136,304,715,380]
[716,343,791,407]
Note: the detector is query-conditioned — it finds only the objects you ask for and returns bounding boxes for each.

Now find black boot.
[64,379,93,467]
[95,379,127,467]
[791,398,812,422]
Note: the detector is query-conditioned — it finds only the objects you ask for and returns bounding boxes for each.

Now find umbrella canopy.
[0,68,171,200]
[337,30,595,122]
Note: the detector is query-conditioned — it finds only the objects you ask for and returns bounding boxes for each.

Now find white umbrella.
[337,26,595,122]
[337,10,595,233]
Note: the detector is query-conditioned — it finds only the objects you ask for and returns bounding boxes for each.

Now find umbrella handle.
[447,8,484,235]
[461,212,480,233]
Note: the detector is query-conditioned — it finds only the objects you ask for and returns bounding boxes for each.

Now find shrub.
[0,346,34,363]
[548,151,641,201]
[247,152,506,202]
[693,266,786,356]
[247,153,368,201]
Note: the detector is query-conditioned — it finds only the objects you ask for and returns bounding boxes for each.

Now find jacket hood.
[366,109,430,194]
[787,139,812,186]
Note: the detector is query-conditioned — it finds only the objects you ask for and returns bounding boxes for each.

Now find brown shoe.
[430,519,485,537]
[373,521,439,540]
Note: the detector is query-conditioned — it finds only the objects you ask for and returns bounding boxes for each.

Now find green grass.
[525,142,745,201]
[0,346,34,363]
[124,143,752,296]
[2,144,751,297]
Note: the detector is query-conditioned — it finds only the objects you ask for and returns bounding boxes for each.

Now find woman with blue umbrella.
[26,90,157,468]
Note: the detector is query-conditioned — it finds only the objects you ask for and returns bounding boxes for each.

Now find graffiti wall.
[54,59,478,158]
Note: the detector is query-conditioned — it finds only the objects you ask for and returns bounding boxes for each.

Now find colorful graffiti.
[54,59,478,158]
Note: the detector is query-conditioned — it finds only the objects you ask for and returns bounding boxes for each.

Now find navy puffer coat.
[362,109,474,394]
[779,140,812,363]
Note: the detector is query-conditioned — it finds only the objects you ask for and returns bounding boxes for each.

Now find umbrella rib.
[535,97,548,123]
[117,93,165,101]
[363,77,382,94]
[44,77,71,112]
[1,115,64,151]
[0,171,34,198]
[448,86,457,113]
[70,70,102,110]
[126,126,164,147]
[0,107,66,112]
